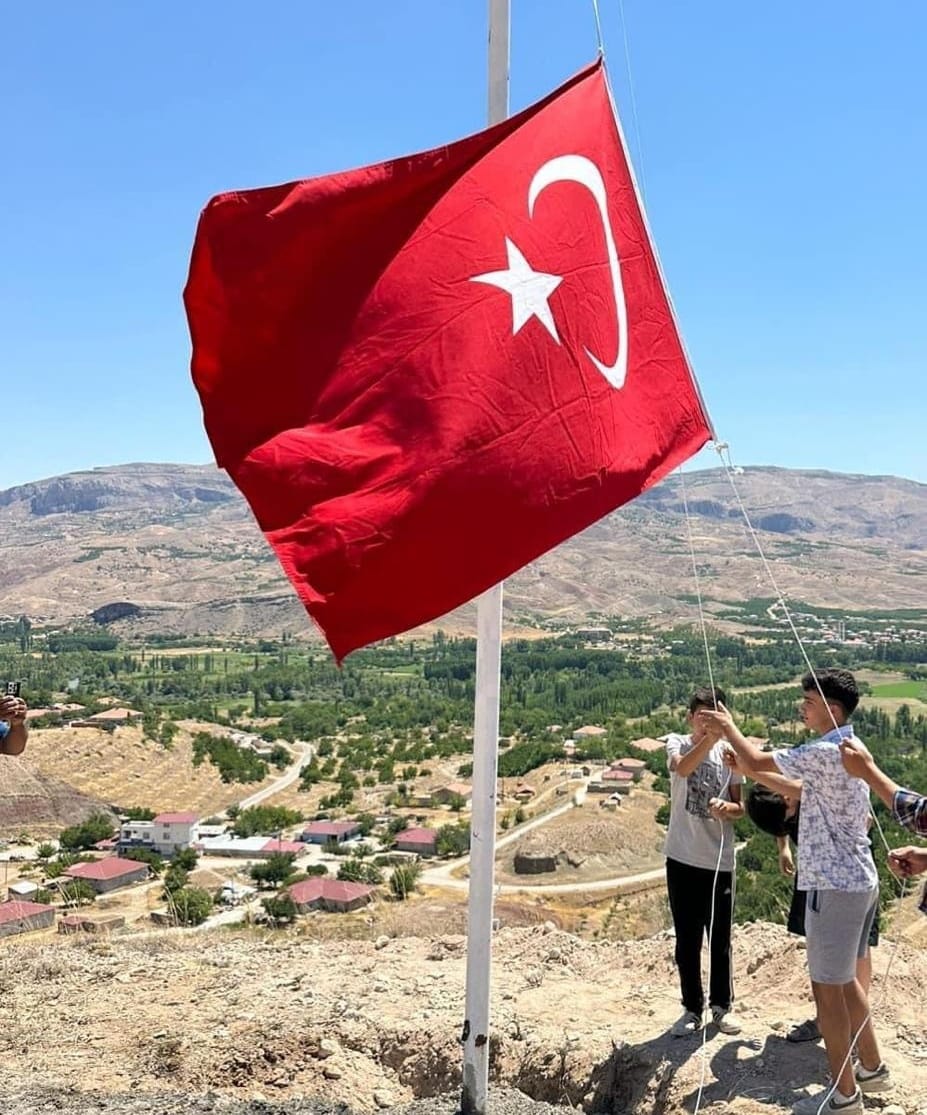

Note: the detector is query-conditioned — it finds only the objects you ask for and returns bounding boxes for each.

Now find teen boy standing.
[701,668,890,1115]
[664,685,744,1038]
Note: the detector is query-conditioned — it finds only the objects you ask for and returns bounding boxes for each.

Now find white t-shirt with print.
[773,726,877,893]
[663,733,742,872]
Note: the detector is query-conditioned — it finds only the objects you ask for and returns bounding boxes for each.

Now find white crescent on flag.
[471,154,629,390]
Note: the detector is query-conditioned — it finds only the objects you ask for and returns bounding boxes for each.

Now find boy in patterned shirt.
[700,668,889,1115]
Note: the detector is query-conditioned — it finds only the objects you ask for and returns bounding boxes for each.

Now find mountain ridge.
[0,462,923,638]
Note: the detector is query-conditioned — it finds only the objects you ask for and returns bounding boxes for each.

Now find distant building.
[119,812,200,856]
[261,838,305,856]
[0,900,55,938]
[197,836,307,860]
[573,725,607,740]
[58,914,125,935]
[628,737,664,754]
[70,707,141,730]
[432,782,473,807]
[7,880,39,902]
[301,821,361,845]
[613,758,647,781]
[287,878,374,914]
[601,769,634,794]
[64,857,150,894]
[394,827,438,857]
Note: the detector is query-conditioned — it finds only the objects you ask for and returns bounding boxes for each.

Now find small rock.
[375,935,390,950]
[770,1020,786,1032]
[882,1106,905,1115]
[252,1094,268,1105]
[373,1091,394,1108]
[373,981,388,992]
[323,1065,343,1080]
[317,1038,338,1059]
[546,948,562,961]
[542,921,556,934]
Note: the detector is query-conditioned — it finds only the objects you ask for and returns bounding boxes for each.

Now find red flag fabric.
[185,60,712,661]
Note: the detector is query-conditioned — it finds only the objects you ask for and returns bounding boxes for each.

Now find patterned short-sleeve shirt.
[773,726,877,893]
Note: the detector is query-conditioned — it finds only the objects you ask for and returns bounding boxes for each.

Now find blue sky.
[2,0,925,489]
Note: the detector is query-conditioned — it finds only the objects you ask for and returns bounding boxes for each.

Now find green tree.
[60,879,96,907]
[389,862,421,901]
[263,892,298,925]
[59,813,115,851]
[250,852,298,889]
[122,847,164,875]
[35,842,56,862]
[170,887,213,926]
[436,822,471,857]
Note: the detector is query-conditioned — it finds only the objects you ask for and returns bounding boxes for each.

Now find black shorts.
[788,883,880,947]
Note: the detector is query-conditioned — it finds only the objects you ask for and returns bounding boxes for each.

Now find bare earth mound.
[0,755,116,837]
[1,921,924,1115]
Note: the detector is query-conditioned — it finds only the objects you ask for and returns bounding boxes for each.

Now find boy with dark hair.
[663,685,744,1038]
[701,668,889,1114]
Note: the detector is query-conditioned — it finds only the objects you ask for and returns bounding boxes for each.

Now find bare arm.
[698,704,780,774]
[670,732,716,779]
[840,741,898,812]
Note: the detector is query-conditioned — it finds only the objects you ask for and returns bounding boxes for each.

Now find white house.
[119,811,200,856]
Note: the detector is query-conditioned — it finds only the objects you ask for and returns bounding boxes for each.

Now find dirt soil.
[1,920,925,1115]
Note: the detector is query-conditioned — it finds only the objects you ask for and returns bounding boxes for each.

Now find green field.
[870,680,927,700]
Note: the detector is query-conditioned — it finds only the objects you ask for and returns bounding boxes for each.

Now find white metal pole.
[460,8,509,1115]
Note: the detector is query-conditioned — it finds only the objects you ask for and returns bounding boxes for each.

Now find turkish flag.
[185,60,712,661]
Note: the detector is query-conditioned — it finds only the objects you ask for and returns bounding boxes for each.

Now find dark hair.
[746,784,790,837]
[688,685,727,714]
[801,668,859,716]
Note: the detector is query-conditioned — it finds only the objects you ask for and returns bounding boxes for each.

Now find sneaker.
[711,1006,743,1035]
[855,1061,891,1093]
[787,1018,822,1043]
[792,1087,862,1115]
[670,1010,703,1037]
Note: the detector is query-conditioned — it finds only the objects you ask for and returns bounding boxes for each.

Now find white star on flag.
[470,237,563,342]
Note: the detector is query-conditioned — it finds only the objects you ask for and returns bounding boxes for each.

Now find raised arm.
[698,704,780,775]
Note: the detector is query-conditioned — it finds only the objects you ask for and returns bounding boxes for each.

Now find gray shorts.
[805,887,879,985]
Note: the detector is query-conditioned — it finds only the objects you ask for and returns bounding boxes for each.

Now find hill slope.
[1,920,925,1114]
[0,463,923,637]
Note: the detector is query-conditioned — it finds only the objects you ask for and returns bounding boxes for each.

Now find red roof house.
[287,877,374,913]
[0,900,56,938]
[64,857,150,894]
[261,838,306,856]
[301,821,362,844]
[394,827,438,857]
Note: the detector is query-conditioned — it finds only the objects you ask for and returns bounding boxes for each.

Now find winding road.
[420,796,666,896]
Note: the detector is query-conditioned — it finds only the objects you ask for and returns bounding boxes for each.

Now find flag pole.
[460,7,509,1115]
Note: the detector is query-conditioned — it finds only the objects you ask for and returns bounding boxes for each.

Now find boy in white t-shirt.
[663,685,744,1038]
[701,668,890,1115]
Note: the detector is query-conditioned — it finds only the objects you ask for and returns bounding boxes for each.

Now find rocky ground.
[1,921,925,1115]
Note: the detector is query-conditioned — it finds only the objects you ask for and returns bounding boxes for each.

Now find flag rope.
[710,438,910,1115]
[590,0,605,57]
[679,462,734,1115]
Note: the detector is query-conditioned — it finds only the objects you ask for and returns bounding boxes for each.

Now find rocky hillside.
[0,920,925,1115]
[0,755,115,836]
[0,463,923,638]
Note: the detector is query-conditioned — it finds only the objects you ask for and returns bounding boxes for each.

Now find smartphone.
[4,681,21,697]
